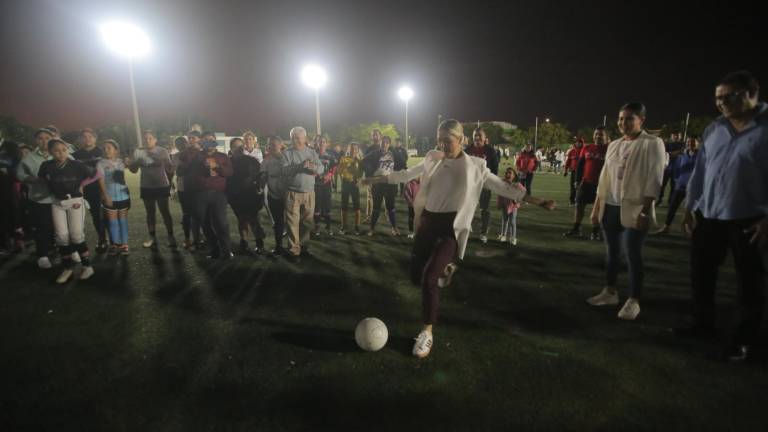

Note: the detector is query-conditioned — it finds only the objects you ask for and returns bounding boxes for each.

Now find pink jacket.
[497,181,525,214]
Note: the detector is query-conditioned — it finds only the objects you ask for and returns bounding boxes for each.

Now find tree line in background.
[1,113,715,156]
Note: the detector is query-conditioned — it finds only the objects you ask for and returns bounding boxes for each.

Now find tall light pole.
[99,21,151,152]
[397,86,413,151]
[301,64,327,135]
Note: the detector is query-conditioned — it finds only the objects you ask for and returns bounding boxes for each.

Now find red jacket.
[197,151,233,192]
[516,151,537,174]
[566,146,582,172]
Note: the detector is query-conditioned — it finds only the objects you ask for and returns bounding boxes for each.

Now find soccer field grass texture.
[0,162,765,430]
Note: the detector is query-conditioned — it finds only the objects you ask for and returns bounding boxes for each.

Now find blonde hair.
[438,119,466,143]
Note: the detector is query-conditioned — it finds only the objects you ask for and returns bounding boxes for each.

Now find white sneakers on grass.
[480,235,488,244]
[586,288,641,320]
[80,266,95,280]
[412,330,433,358]
[617,298,640,320]
[56,266,95,284]
[37,256,52,269]
[56,269,74,284]
[510,237,517,246]
[586,287,619,306]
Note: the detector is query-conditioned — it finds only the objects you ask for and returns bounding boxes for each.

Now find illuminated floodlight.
[301,64,328,89]
[100,21,151,59]
[398,86,414,102]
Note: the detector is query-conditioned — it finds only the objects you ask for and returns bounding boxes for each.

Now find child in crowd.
[38,138,100,283]
[498,167,524,245]
[97,140,131,255]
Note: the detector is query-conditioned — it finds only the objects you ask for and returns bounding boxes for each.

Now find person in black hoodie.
[362,129,383,222]
[73,128,107,252]
[464,127,499,243]
[227,137,265,255]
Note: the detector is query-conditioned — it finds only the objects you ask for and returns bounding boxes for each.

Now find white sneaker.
[618,298,641,320]
[437,263,458,288]
[80,266,95,280]
[412,330,434,358]
[71,252,81,263]
[142,238,155,248]
[407,232,414,239]
[586,287,619,306]
[37,256,52,269]
[499,235,507,243]
[56,268,74,284]
[480,235,488,244]
[510,237,517,246]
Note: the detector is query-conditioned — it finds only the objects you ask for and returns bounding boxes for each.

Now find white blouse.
[425,156,467,212]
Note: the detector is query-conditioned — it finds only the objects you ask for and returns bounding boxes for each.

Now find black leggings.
[341,181,360,211]
[143,197,174,236]
[268,195,285,250]
[665,189,686,226]
[371,183,397,230]
[84,188,106,243]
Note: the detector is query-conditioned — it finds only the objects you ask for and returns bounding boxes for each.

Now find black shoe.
[285,253,301,264]
[590,231,603,241]
[300,249,312,259]
[672,324,715,339]
[96,241,109,253]
[563,229,582,238]
[238,241,254,256]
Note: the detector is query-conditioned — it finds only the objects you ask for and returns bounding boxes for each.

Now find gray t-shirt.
[282,147,324,193]
[134,147,171,189]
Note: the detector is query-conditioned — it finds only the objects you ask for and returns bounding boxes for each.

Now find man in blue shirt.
[679,71,768,362]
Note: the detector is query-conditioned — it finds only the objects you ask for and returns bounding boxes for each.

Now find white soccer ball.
[354,317,388,352]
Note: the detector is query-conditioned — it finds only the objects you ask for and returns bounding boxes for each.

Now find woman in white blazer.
[363,120,556,359]
[587,103,666,320]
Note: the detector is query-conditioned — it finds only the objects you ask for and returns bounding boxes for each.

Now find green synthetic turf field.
[1,160,765,431]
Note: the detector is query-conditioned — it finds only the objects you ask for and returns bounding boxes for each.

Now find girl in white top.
[587,102,665,320]
[363,119,555,359]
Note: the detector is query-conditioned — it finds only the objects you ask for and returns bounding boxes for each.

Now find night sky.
[1,0,765,138]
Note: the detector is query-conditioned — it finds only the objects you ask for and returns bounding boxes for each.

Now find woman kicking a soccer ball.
[362,120,556,358]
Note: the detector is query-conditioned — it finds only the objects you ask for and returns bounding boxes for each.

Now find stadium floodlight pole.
[398,86,414,150]
[99,21,151,152]
[603,114,607,127]
[534,117,539,149]
[683,112,691,141]
[301,64,327,135]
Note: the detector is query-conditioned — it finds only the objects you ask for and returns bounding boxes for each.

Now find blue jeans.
[602,204,647,298]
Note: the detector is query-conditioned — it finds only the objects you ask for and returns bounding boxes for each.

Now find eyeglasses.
[714,90,746,104]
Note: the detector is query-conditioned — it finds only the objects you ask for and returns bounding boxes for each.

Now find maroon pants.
[411,210,458,325]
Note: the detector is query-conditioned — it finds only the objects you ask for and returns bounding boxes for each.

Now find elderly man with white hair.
[282,127,324,263]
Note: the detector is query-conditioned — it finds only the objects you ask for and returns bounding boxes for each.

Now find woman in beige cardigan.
[587,102,666,320]
[363,120,556,358]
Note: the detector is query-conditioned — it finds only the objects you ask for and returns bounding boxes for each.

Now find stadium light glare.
[301,64,327,90]
[100,21,151,59]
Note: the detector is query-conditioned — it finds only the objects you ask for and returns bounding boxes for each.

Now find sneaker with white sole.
[480,235,488,244]
[56,268,74,284]
[586,287,619,306]
[71,252,81,263]
[37,256,52,269]
[437,263,458,288]
[510,237,517,246]
[412,330,434,358]
[80,266,95,280]
[618,298,641,320]
[407,232,414,239]
[142,238,156,248]
[499,235,507,243]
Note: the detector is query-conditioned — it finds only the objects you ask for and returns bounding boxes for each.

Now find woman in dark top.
[38,139,99,283]
[128,130,176,249]
[73,128,107,252]
[227,137,266,255]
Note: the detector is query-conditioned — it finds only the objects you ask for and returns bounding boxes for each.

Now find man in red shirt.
[515,142,537,195]
[563,138,584,206]
[564,126,609,239]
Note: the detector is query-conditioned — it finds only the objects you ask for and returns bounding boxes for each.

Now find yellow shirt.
[338,156,363,183]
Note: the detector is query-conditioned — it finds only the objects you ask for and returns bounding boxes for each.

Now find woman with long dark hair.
[587,102,665,320]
